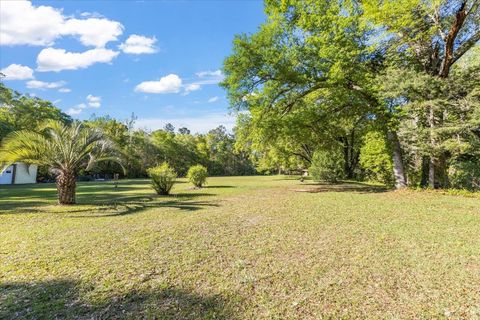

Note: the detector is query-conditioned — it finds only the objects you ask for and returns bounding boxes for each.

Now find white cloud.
[80,12,104,19]
[174,70,225,94]
[0,0,64,46]
[26,80,66,89]
[36,47,119,72]
[62,18,123,48]
[58,88,71,93]
[134,113,236,133]
[196,70,223,78]
[67,103,87,116]
[208,96,219,103]
[183,83,201,95]
[136,71,224,95]
[187,70,225,89]
[86,94,101,108]
[135,74,182,94]
[67,95,101,115]
[67,108,82,115]
[0,0,123,48]
[119,34,157,54]
[0,64,34,80]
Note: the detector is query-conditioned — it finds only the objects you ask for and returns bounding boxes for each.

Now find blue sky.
[0,0,265,132]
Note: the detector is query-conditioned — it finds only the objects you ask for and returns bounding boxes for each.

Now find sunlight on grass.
[1,176,479,319]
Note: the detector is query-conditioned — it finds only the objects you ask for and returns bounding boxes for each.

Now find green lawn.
[1,176,479,319]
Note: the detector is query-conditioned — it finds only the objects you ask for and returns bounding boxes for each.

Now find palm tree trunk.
[57,170,76,205]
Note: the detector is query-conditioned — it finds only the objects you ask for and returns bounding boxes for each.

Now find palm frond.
[0,120,123,175]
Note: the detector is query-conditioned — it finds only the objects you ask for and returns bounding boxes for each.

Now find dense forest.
[222,0,480,190]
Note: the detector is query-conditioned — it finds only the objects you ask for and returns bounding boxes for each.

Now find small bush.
[187,164,208,187]
[309,148,345,183]
[359,131,394,186]
[147,163,177,195]
[449,160,480,191]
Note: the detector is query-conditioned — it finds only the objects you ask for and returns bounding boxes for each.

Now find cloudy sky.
[0,0,265,132]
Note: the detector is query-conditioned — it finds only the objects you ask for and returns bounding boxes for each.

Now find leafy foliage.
[187,165,208,187]
[223,0,480,190]
[360,132,394,185]
[0,83,71,142]
[309,148,345,183]
[147,163,177,195]
[0,120,121,173]
[449,159,480,191]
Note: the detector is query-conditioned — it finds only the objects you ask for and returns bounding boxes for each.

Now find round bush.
[147,163,177,195]
[187,165,208,187]
[309,148,345,183]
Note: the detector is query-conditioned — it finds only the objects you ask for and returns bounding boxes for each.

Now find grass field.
[1,176,480,319]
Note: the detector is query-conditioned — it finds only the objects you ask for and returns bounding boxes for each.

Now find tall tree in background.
[0,83,71,141]
[364,0,480,187]
[223,0,479,188]
[222,0,382,180]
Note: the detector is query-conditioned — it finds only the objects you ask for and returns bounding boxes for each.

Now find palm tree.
[0,120,123,205]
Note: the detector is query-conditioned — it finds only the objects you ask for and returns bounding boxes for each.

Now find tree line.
[222,0,480,190]
[0,83,255,181]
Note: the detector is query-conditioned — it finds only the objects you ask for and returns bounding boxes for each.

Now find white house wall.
[0,165,14,185]
[14,163,38,184]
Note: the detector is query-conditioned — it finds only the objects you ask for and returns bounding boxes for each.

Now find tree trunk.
[420,156,429,187]
[428,157,435,188]
[387,131,407,189]
[56,170,77,205]
[341,131,359,180]
[342,138,353,179]
[438,153,449,188]
[438,1,468,78]
[428,105,436,188]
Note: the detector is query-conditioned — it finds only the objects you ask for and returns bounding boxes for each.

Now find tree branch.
[451,30,480,65]
[439,1,468,77]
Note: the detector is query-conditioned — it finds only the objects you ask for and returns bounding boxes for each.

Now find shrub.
[147,163,177,195]
[359,131,394,186]
[309,148,345,183]
[187,164,208,187]
[449,160,480,191]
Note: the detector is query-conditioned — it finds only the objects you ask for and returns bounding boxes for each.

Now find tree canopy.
[222,0,480,189]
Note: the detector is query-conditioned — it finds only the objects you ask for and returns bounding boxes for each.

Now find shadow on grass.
[0,179,219,216]
[76,200,220,218]
[203,185,235,189]
[0,280,234,319]
[273,175,303,181]
[294,181,390,194]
